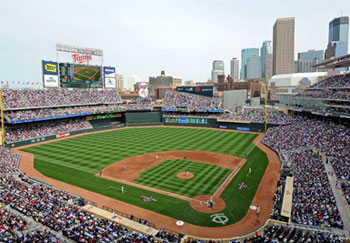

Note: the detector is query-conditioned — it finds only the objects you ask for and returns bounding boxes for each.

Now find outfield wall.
[125,112,162,125]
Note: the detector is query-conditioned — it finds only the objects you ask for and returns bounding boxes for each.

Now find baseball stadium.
[0,35,350,243]
[1,46,350,243]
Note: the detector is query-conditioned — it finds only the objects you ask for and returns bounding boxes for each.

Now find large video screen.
[59,63,103,88]
[74,65,101,82]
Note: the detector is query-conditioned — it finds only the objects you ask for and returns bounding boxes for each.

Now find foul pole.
[0,92,5,146]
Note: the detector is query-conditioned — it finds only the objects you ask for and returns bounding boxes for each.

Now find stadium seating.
[310,73,350,88]
[218,107,297,124]
[232,224,346,243]
[283,73,350,118]
[1,88,122,109]
[5,118,92,142]
[0,147,181,242]
[263,119,350,230]
[163,90,223,111]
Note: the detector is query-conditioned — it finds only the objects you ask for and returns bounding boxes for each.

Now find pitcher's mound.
[177,172,194,179]
[190,195,226,213]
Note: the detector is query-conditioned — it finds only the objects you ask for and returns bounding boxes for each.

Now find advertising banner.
[105,77,116,89]
[56,133,70,138]
[30,137,47,144]
[104,67,116,89]
[237,126,250,131]
[43,75,59,88]
[11,112,94,124]
[42,60,59,88]
[176,86,213,97]
[104,67,116,78]
[218,125,229,129]
[42,61,58,75]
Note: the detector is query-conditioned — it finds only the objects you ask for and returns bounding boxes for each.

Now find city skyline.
[0,0,349,88]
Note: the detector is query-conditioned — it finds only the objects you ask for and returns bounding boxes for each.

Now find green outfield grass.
[21,127,269,227]
[133,159,232,197]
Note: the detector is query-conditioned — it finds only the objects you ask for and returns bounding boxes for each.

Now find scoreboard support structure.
[56,44,104,89]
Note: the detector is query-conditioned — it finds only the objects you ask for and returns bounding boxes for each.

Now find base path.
[100,150,245,211]
[190,195,225,213]
[14,126,281,239]
[100,150,242,181]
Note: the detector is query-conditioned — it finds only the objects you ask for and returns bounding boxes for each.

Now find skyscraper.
[265,54,273,79]
[297,50,324,73]
[211,60,224,83]
[246,55,262,79]
[241,48,259,80]
[261,41,272,78]
[127,75,141,91]
[230,58,239,80]
[329,16,349,44]
[273,17,295,75]
[115,72,124,90]
[325,16,349,59]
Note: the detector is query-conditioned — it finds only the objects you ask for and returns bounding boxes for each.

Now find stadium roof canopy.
[313,54,350,69]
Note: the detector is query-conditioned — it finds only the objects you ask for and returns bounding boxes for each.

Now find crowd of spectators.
[341,183,350,206]
[231,224,345,243]
[163,91,223,111]
[5,105,121,122]
[264,118,350,181]
[5,103,158,122]
[6,118,93,142]
[296,89,350,100]
[0,207,62,242]
[0,147,183,242]
[309,73,350,89]
[289,150,343,228]
[263,118,350,230]
[1,88,122,109]
[219,107,297,124]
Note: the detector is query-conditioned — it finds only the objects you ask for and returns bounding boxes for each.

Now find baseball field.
[19,127,270,229]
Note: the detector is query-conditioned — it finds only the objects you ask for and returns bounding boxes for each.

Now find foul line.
[212,158,247,199]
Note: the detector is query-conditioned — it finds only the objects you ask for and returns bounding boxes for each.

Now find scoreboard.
[164,117,207,124]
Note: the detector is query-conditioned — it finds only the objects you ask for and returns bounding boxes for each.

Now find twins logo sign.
[210,213,228,225]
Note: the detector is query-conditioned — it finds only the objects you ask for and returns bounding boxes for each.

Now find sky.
[0,0,349,89]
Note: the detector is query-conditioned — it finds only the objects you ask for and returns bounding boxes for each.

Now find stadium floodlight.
[56,44,103,56]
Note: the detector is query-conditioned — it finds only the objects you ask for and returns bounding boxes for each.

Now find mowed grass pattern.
[20,127,268,227]
[133,159,232,197]
[22,127,256,175]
